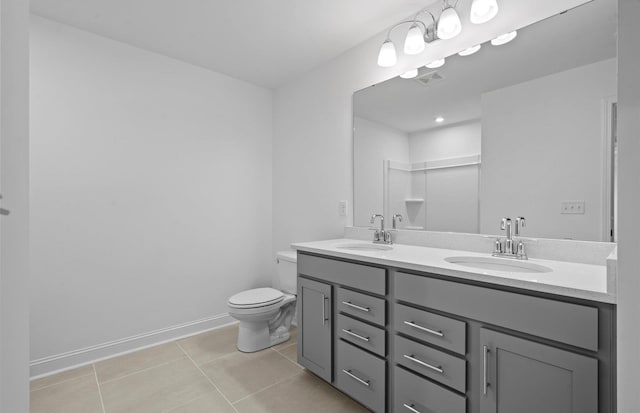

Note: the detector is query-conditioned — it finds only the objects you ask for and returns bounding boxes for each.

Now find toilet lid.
[228,288,284,308]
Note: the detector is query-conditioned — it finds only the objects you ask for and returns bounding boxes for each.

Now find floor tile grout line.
[160,392,213,413]
[272,343,303,369]
[176,342,240,413]
[29,371,97,393]
[231,371,304,406]
[97,355,187,386]
[92,364,107,413]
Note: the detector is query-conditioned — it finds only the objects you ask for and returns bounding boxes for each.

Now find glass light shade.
[400,68,419,79]
[458,44,482,56]
[491,31,517,46]
[470,0,499,24]
[437,7,462,40]
[404,24,425,55]
[425,58,445,69]
[377,40,397,67]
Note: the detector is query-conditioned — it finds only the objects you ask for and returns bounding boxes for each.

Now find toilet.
[227,251,297,352]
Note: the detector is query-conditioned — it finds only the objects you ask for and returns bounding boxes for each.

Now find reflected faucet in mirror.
[392,214,403,230]
[493,216,527,260]
[371,214,393,245]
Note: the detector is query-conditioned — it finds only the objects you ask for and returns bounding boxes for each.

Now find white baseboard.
[30,313,235,379]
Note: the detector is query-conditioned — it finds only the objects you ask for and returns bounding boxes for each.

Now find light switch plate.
[561,200,585,214]
[339,200,348,217]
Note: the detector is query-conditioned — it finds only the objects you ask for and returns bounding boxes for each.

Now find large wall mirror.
[353,0,617,242]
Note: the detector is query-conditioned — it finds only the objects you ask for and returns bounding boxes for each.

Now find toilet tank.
[275,250,297,294]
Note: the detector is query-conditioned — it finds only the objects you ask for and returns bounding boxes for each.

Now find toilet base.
[237,322,292,353]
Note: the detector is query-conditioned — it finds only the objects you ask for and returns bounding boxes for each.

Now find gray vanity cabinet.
[296,252,614,413]
[297,276,333,382]
[479,328,598,413]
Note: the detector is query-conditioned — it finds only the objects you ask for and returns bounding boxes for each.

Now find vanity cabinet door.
[479,328,597,413]
[297,277,333,382]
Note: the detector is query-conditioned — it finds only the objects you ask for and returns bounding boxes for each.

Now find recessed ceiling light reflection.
[435,116,445,123]
[400,68,419,79]
[425,58,445,69]
[458,44,482,56]
[491,31,517,46]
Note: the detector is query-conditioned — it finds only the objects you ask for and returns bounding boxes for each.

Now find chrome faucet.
[392,214,403,230]
[370,214,392,244]
[493,216,527,260]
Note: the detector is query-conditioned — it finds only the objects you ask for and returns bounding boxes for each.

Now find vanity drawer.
[337,287,386,326]
[394,366,466,413]
[395,272,599,351]
[336,340,386,412]
[395,303,466,355]
[337,314,386,357]
[394,335,466,393]
[298,253,386,295]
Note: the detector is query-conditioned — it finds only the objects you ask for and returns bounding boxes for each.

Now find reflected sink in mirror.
[336,243,393,252]
[445,256,552,274]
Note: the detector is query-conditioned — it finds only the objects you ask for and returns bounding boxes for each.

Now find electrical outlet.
[561,201,585,215]
[338,200,348,217]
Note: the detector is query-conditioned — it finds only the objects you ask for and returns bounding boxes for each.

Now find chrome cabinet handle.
[341,369,370,387]
[341,301,370,312]
[403,321,444,337]
[322,295,327,325]
[403,403,422,413]
[403,354,444,374]
[483,345,490,396]
[341,329,370,342]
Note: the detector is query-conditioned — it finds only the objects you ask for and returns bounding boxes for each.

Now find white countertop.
[291,238,615,304]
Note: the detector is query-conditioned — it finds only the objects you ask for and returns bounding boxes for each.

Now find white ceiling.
[30,0,430,88]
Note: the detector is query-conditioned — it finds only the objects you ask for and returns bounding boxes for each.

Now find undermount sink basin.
[445,256,552,273]
[336,243,393,252]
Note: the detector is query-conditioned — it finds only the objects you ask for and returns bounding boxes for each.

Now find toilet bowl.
[227,251,297,352]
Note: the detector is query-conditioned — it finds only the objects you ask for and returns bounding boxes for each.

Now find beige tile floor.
[30,325,370,413]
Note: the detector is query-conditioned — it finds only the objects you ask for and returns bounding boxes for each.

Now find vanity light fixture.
[404,24,426,55]
[435,116,445,123]
[491,31,517,46]
[437,1,462,40]
[377,0,499,68]
[377,39,398,67]
[425,58,446,69]
[458,44,482,56]
[400,68,419,79]
[470,0,499,24]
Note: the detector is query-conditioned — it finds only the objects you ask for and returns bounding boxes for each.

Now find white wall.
[408,121,481,163]
[480,58,616,240]
[29,17,273,375]
[272,0,587,252]
[1,0,30,410]
[353,117,409,227]
[617,0,640,409]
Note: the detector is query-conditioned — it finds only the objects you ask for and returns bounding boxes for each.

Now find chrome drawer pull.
[403,354,444,374]
[403,320,444,337]
[342,301,370,312]
[341,369,370,387]
[483,345,490,396]
[341,329,370,342]
[403,403,422,413]
[322,295,327,325]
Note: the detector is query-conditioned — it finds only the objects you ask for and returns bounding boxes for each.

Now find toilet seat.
[228,287,284,309]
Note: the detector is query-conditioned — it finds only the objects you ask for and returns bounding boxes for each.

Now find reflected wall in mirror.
[353,0,617,242]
